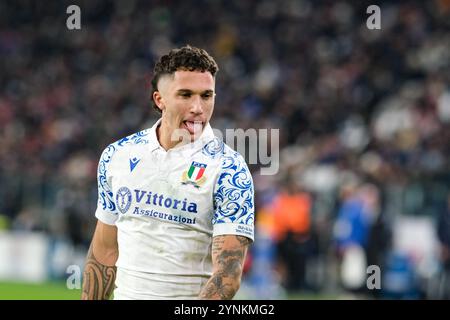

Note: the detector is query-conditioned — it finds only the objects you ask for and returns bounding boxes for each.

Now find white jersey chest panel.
[110,144,220,235]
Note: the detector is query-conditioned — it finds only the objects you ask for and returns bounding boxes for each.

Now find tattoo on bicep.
[81,245,116,300]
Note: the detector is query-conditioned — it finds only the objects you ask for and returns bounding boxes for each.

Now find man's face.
[153,70,215,143]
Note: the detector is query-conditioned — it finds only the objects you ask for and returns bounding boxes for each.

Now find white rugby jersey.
[94,119,254,300]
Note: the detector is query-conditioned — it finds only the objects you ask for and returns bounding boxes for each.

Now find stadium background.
[0,0,449,299]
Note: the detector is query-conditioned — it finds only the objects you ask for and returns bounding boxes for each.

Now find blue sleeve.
[212,152,254,241]
[95,144,118,225]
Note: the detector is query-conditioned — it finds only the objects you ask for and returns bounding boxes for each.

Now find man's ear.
[153,91,165,112]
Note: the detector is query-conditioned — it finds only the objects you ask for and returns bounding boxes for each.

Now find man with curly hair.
[81,45,254,300]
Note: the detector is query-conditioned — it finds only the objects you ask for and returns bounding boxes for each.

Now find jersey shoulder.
[201,136,246,163]
[98,128,152,170]
[111,128,151,150]
[201,136,251,177]
[101,128,151,157]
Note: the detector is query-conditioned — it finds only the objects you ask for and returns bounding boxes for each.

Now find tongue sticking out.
[185,121,203,135]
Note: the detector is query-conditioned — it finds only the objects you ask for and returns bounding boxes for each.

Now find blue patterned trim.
[213,151,254,226]
[98,144,117,212]
[202,137,225,159]
[117,129,150,147]
[97,129,150,213]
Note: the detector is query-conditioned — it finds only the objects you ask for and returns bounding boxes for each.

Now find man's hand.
[199,235,252,300]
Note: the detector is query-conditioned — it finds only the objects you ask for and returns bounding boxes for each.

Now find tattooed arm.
[199,235,252,300]
[81,220,118,300]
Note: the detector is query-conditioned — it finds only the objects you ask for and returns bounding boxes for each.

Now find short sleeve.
[94,144,118,225]
[212,152,254,241]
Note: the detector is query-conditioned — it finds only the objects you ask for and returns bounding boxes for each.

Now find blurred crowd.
[0,0,449,298]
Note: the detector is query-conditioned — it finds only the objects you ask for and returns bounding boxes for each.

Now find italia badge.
[182,161,207,188]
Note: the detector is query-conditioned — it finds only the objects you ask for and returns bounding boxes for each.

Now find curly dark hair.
[151,45,219,113]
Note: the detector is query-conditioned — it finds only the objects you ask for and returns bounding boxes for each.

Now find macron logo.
[129,157,141,172]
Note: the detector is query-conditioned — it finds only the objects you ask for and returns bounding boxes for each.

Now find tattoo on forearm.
[212,236,225,256]
[199,235,251,300]
[200,271,236,299]
[81,245,116,300]
[237,236,252,246]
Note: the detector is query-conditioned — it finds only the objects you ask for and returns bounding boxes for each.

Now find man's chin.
[170,127,203,145]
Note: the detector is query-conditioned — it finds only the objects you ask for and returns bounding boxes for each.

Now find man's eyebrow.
[176,89,192,93]
[176,89,214,94]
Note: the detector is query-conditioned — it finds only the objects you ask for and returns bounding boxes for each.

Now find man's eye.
[202,94,212,99]
[180,93,191,98]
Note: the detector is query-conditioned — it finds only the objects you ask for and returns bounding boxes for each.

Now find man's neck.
[156,123,196,151]
[156,124,175,151]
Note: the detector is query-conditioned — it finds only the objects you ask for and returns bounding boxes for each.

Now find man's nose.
[190,96,203,114]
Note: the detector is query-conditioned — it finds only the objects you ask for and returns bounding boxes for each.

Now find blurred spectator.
[271,178,313,292]
[333,183,372,250]
[333,182,382,292]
